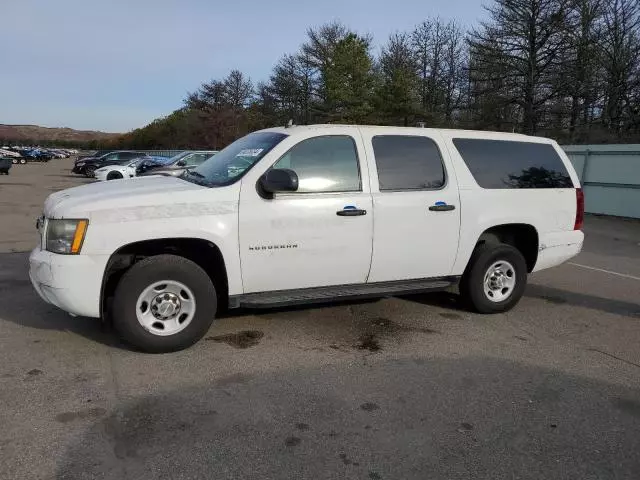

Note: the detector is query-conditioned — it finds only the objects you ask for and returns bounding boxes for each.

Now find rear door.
[360,128,461,282]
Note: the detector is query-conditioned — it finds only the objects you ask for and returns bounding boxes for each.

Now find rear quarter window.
[452,139,574,189]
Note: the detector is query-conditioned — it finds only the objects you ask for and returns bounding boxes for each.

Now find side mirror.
[258,169,299,196]
[176,160,187,167]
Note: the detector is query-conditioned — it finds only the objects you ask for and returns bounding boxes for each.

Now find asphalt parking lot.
[1,158,639,479]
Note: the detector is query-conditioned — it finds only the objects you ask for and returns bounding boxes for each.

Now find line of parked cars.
[1,146,77,165]
[73,150,218,181]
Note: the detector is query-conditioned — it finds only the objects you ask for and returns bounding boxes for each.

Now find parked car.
[0,148,21,158]
[23,149,53,162]
[29,125,584,353]
[73,151,143,177]
[139,151,217,177]
[135,152,188,176]
[94,156,156,181]
[0,157,12,174]
[48,149,70,159]
[76,150,114,163]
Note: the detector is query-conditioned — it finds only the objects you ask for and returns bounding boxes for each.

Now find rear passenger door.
[361,129,461,282]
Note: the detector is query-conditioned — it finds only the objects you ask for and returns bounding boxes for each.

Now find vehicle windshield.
[127,158,146,167]
[181,132,287,187]
[162,152,190,165]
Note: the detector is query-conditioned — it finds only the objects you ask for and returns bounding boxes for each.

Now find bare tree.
[411,19,468,123]
[468,0,570,134]
[598,0,640,135]
[412,20,433,111]
[440,21,468,124]
[562,0,603,138]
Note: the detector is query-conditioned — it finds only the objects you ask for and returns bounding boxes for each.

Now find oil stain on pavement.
[205,330,264,349]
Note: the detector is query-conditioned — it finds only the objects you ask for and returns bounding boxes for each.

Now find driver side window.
[272,135,361,193]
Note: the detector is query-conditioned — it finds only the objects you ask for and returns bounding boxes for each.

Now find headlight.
[76,162,85,167]
[46,219,89,254]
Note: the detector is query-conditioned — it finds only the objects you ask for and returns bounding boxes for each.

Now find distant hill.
[0,124,121,145]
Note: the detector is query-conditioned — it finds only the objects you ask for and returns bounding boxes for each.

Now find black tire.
[84,165,96,177]
[459,243,527,314]
[106,171,123,181]
[19,158,27,164]
[112,254,217,353]
[12,158,17,164]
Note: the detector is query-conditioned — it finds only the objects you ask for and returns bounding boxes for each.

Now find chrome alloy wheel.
[135,280,196,336]
[483,260,516,302]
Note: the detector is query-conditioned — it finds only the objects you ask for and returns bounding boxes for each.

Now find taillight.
[574,188,584,230]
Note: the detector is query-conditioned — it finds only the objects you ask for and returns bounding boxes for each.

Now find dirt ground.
[1,157,639,479]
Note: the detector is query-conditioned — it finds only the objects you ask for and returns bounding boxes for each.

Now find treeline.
[0,138,103,149]
[115,0,640,149]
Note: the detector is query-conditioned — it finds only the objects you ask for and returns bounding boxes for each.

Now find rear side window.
[452,139,573,189]
[372,135,445,191]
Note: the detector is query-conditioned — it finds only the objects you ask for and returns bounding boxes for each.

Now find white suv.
[29,125,584,352]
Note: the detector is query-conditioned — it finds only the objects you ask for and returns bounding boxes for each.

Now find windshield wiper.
[185,170,205,178]
[179,169,209,186]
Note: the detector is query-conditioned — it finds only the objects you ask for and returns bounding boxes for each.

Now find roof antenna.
[286,119,294,128]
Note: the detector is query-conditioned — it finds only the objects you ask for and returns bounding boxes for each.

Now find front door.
[360,129,461,282]
[239,130,373,293]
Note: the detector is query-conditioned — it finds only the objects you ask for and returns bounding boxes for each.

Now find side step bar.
[230,277,459,309]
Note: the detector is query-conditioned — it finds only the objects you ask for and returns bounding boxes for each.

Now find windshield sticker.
[236,148,263,157]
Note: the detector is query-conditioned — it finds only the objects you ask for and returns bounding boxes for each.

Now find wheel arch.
[471,223,539,273]
[100,237,229,320]
[106,169,124,180]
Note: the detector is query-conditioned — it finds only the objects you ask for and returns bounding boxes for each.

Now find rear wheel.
[12,158,17,164]
[112,255,217,353]
[107,171,124,180]
[19,158,27,164]
[459,243,527,314]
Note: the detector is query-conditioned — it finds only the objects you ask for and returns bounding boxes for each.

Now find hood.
[140,166,182,177]
[44,175,227,220]
[75,156,96,164]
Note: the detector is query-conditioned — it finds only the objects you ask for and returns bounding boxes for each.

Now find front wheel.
[112,255,217,352]
[106,171,123,180]
[459,243,527,314]
[84,165,96,177]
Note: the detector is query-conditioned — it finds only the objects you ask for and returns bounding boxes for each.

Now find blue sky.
[0,0,485,133]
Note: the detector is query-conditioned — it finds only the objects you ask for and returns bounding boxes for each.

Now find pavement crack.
[587,348,640,369]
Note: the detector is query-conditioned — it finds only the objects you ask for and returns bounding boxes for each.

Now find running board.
[230,277,459,309]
